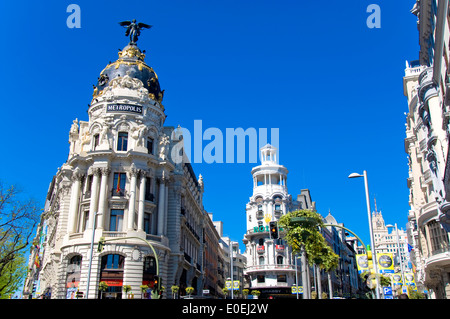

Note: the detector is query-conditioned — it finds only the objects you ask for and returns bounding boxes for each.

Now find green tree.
[170,285,179,299]
[0,182,41,297]
[222,287,229,298]
[408,286,425,299]
[0,253,26,298]
[279,209,339,271]
[186,286,194,298]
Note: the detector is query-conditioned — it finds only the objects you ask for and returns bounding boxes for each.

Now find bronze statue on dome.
[119,19,152,45]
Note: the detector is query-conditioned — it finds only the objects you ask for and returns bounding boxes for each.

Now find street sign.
[383,287,392,295]
[384,296,394,299]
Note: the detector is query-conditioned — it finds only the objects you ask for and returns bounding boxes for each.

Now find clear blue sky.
[0,1,418,251]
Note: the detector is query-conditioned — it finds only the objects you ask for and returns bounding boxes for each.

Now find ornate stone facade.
[242,144,315,297]
[23,38,208,299]
[404,0,450,298]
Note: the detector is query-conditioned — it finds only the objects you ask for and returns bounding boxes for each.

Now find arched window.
[147,137,154,154]
[259,256,265,265]
[117,132,128,151]
[99,254,125,299]
[142,256,157,294]
[143,256,157,275]
[66,255,82,299]
[101,254,124,270]
[277,256,283,265]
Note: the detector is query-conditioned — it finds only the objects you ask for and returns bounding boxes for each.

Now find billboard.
[377,253,394,274]
[356,254,369,274]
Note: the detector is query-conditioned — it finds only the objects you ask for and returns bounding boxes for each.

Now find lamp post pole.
[349,170,380,299]
[388,223,406,286]
[229,238,234,299]
[86,212,100,299]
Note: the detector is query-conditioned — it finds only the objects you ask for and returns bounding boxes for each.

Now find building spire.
[374,197,378,213]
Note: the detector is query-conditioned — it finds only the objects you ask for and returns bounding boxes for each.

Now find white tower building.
[243,144,314,298]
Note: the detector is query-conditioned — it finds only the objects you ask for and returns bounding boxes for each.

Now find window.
[142,256,157,291]
[428,220,449,253]
[277,256,283,265]
[145,177,153,201]
[277,274,287,283]
[99,254,124,299]
[81,211,89,232]
[101,254,124,270]
[259,256,265,265]
[66,255,82,294]
[147,138,154,154]
[109,209,124,231]
[85,175,93,196]
[93,134,99,149]
[143,256,157,275]
[257,275,265,283]
[117,132,128,151]
[112,173,126,196]
[144,212,151,234]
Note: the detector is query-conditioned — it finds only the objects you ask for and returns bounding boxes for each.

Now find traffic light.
[97,237,106,252]
[269,221,278,239]
[151,275,162,299]
[365,250,377,289]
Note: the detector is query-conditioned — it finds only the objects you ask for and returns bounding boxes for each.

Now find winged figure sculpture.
[119,19,152,44]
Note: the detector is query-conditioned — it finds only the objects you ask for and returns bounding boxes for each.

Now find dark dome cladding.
[96,44,163,101]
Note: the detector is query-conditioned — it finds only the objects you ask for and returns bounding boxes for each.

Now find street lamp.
[348,170,381,299]
[86,212,101,299]
[386,223,406,287]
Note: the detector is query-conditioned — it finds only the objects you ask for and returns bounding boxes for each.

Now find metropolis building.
[23,24,207,299]
[242,144,315,298]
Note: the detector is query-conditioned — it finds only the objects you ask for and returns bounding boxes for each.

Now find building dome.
[95,44,164,102]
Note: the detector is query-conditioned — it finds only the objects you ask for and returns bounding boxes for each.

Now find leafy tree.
[0,253,26,298]
[408,286,425,299]
[0,182,41,296]
[279,209,339,271]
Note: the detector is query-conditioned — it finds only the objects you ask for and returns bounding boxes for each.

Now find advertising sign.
[291,286,303,294]
[377,253,394,274]
[392,273,403,286]
[404,273,417,290]
[226,281,240,290]
[356,254,369,274]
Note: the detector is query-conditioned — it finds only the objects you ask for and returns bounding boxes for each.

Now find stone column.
[127,165,139,231]
[137,170,147,231]
[68,168,83,234]
[268,201,273,219]
[88,167,101,229]
[157,173,167,236]
[97,166,110,230]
